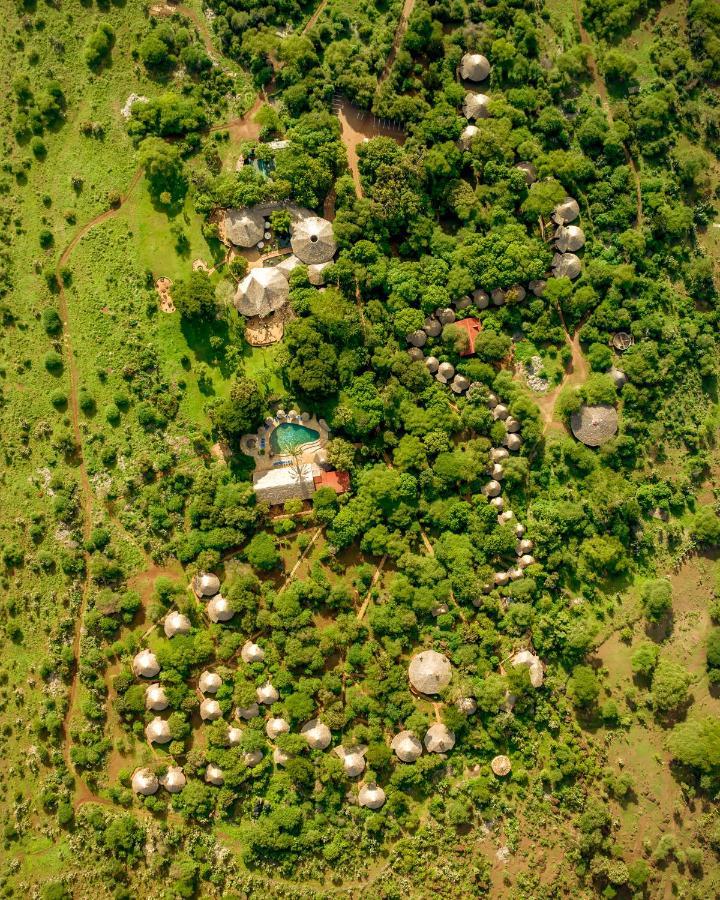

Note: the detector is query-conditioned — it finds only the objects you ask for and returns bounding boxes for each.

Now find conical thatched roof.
[145,717,171,744]
[463,92,490,120]
[423,317,442,337]
[408,347,424,362]
[205,764,224,786]
[554,224,585,253]
[257,682,279,705]
[132,767,159,795]
[200,698,222,720]
[241,641,265,664]
[164,611,191,638]
[358,783,386,809]
[408,329,427,348]
[504,433,522,451]
[207,595,234,623]
[133,649,160,679]
[160,766,186,793]
[227,725,243,746]
[199,671,222,694]
[408,650,452,694]
[145,683,169,711]
[511,649,544,687]
[473,288,489,308]
[274,746,291,766]
[224,208,265,247]
[484,479,501,498]
[425,356,439,374]
[234,267,289,319]
[552,197,580,225]
[237,702,260,720]
[335,745,367,777]
[244,750,263,767]
[308,262,330,285]
[456,697,477,714]
[436,362,455,384]
[275,254,302,277]
[460,52,491,81]
[391,730,423,762]
[291,216,336,264]
[266,717,290,739]
[491,754,511,776]
[609,367,627,389]
[301,719,332,750]
[529,279,546,297]
[194,572,220,597]
[571,404,618,447]
[424,723,456,753]
[459,124,479,151]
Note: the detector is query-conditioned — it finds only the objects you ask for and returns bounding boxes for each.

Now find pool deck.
[240,411,330,474]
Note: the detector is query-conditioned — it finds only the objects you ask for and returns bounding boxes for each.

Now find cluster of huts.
[224,208,336,321]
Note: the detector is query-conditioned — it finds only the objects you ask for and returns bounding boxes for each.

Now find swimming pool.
[270,422,320,454]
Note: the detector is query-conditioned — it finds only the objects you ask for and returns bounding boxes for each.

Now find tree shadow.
[645,611,674,643]
[180,317,234,377]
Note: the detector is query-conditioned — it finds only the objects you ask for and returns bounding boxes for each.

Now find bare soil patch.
[156,277,175,313]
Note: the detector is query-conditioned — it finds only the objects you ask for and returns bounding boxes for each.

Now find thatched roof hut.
[133,649,160,679]
[515,162,537,185]
[273,746,291,766]
[459,124,479,151]
[224,208,264,247]
[199,671,222,694]
[200,698,222,721]
[423,317,442,337]
[436,362,455,384]
[145,683,169,712]
[308,262,330,285]
[237,702,260,720]
[244,750,263,767]
[551,252,582,280]
[408,347,424,361]
[408,650,452,695]
[358,783,386,809]
[425,356,440,374]
[571,404,618,447]
[241,641,265,664]
[301,719,332,750]
[207,595,234,623]
[463,92,490,120]
[160,766,186,793]
[460,52,491,81]
[456,697,477,714]
[511,649,544,688]
[483,479,501,498]
[205,764,224,786]
[552,197,580,225]
[266,717,290,739]
[291,216,336,264]
[391,730,423,762]
[227,726,243,746]
[194,572,220,597]
[473,288,490,308]
[491,755,511,776]
[554,224,585,253]
[164,611,191,638]
[408,329,427,348]
[145,717,171,744]
[132,767,159,796]
[424,723,456,753]
[334,745,367,777]
[235,267,289,319]
[257,682,279,705]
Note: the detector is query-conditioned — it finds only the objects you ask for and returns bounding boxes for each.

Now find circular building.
[200,698,223,721]
[224,208,265,247]
[241,641,265,664]
[274,746,291,766]
[571,404,618,447]
[425,356,440,374]
[459,124,479,151]
[164,611,191,639]
[227,726,243,746]
[391,730,423,762]
[244,750,263,767]
[491,755,512,776]
[301,719,332,750]
[358,783,386,810]
[424,723,456,753]
[459,52,491,81]
[205,764,224,786]
[515,162,537,185]
[160,766,186,793]
[145,718,171,744]
[257,682,279,705]
[511,649,544,688]
[463,92,490,120]
[551,252,582,279]
[436,362,455,385]
[554,224,586,253]
[207,595,234,623]
[291,216,336,264]
[335,745,366,777]
[199,671,222,694]
[237,702,260,720]
[552,197,580,225]
[132,767,159,796]
[456,697,477,715]
[133,649,160,679]
[408,650,452,695]
[234,267,289,319]
[145,683,168,712]
[308,262,330,285]
[266,717,290,740]
[194,572,220,597]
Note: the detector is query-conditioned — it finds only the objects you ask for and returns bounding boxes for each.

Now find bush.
[245,532,280,571]
[85,21,115,68]
[50,390,68,409]
[568,665,600,707]
[641,579,672,623]
[631,642,659,678]
[691,506,720,545]
[651,659,691,713]
[42,308,62,335]
[44,351,64,374]
[39,229,54,249]
[706,628,720,669]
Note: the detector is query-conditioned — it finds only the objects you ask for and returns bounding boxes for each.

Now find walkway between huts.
[278,527,322,593]
[356,555,388,622]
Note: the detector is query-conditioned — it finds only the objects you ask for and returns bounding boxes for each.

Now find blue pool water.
[270,423,320,454]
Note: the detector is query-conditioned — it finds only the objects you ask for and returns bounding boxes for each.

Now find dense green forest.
[1,0,720,896]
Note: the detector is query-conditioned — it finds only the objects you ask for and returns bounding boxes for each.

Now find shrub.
[691,506,720,545]
[42,308,62,335]
[44,351,64,374]
[85,21,115,68]
[641,579,672,623]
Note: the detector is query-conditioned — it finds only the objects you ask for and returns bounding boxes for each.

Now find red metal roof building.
[453,317,482,356]
[313,470,350,494]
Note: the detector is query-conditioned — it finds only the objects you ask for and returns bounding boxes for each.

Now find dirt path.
[302,0,329,34]
[572,0,643,226]
[334,98,405,199]
[379,0,417,84]
[278,527,322,593]
[356,555,387,622]
[534,327,588,430]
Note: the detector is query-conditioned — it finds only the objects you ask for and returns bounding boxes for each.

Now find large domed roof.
[291,216,336,265]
